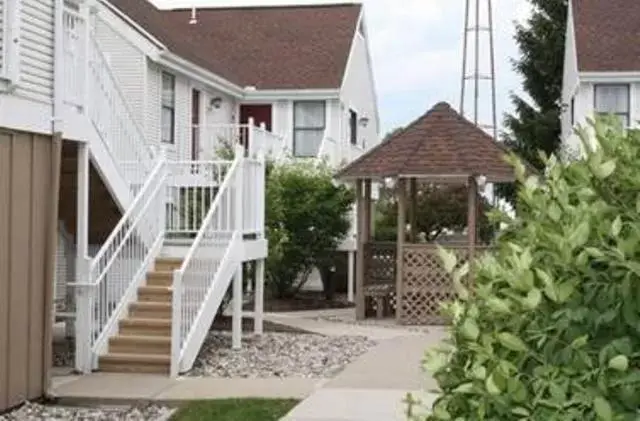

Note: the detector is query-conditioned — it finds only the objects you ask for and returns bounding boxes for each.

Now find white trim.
[1,0,21,88]
[580,72,640,83]
[338,8,381,133]
[157,51,243,98]
[244,89,340,101]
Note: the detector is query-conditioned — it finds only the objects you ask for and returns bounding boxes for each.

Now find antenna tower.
[459,0,497,140]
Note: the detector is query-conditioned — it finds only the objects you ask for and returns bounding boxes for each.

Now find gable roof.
[107,0,362,90]
[336,102,515,182]
[572,0,640,72]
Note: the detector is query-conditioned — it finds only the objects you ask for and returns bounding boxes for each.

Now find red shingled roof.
[572,0,640,72]
[107,0,361,89]
[336,102,516,182]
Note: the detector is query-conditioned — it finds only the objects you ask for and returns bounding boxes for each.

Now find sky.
[151,0,533,136]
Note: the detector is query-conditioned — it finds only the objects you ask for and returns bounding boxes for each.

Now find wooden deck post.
[396,178,407,322]
[355,180,366,320]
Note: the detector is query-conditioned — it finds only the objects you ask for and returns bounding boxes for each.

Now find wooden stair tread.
[100,353,170,364]
[130,302,171,309]
[120,318,171,326]
[110,334,170,344]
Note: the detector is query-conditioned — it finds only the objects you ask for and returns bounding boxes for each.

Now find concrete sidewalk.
[281,332,445,421]
[51,374,325,405]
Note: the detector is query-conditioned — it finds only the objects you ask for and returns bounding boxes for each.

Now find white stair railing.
[251,123,286,159]
[71,158,168,373]
[171,146,261,375]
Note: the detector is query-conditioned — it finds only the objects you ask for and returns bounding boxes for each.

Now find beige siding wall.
[0,129,61,412]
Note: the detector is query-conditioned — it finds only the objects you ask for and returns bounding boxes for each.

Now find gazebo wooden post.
[467,176,477,281]
[355,179,366,320]
[409,178,418,242]
[395,178,407,323]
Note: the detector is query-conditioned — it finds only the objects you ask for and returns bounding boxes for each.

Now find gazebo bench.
[363,283,394,318]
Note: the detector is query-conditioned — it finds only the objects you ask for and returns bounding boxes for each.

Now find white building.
[561,0,640,155]
[0,0,379,377]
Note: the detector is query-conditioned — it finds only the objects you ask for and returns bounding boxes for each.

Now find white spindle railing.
[165,161,234,237]
[251,123,286,159]
[171,149,247,375]
[87,33,155,183]
[197,124,250,159]
[62,8,85,107]
[72,159,168,372]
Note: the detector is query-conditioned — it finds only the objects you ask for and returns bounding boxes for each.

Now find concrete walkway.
[51,374,324,405]
[276,313,446,421]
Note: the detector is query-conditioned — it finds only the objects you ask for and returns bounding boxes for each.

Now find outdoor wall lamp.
[209,96,223,110]
[358,116,370,128]
[475,174,487,190]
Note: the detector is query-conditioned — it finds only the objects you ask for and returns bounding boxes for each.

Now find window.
[349,109,358,145]
[293,101,326,157]
[594,84,630,128]
[161,72,176,143]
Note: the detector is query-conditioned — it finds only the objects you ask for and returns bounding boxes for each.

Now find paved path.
[51,374,324,405]
[275,313,446,421]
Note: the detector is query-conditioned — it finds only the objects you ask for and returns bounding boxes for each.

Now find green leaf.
[453,382,474,394]
[593,396,612,421]
[460,319,479,341]
[497,332,528,353]
[486,297,511,314]
[571,335,589,349]
[485,373,501,396]
[556,281,576,303]
[570,221,590,248]
[523,288,542,310]
[535,269,553,287]
[438,246,457,274]
[594,160,616,179]
[611,216,622,237]
[511,407,530,416]
[608,355,629,372]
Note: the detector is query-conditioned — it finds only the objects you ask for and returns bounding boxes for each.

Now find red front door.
[239,104,273,151]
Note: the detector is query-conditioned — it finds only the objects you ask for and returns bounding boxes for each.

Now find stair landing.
[98,257,182,374]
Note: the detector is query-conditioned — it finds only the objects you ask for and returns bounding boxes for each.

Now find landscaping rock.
[0,402,172,421]
[187,331,375,378]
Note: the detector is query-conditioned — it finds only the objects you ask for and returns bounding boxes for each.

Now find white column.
[75,142,91,372]
[232,264,243,350]
[254,259,265,335]
[347,251,355,303]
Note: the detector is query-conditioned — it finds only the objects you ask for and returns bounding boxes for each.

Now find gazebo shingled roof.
[336,102,516,183]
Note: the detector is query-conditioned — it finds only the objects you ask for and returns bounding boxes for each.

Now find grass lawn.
[170,398,299,421]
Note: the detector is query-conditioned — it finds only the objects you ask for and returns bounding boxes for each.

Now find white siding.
[94,14,145,127]
[339,31,379,152]
[173,74,190,160]
[0,0,5,73]
[145,60,161,144]
[16,0,55,103]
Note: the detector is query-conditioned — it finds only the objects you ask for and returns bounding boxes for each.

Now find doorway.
[239,104,272,151]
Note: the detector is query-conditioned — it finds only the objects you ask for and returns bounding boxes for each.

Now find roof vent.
[189,7,197,24]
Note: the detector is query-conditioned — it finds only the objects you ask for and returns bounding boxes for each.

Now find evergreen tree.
[498,0,568,203]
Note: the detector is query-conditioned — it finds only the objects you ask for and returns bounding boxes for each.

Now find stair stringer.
[177,232,243,373]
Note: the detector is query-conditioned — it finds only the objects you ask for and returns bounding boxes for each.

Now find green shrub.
[415,119,640,421]
[265,160,354,299]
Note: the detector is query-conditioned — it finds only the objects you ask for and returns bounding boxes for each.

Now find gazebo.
[336,102,516,325]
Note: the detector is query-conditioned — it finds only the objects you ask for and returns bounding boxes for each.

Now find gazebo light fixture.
[358,116,370,128]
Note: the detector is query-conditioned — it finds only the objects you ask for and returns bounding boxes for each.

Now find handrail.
[175,158,240,275]
[88,34,154,169]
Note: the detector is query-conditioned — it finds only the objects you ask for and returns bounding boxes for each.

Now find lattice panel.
[399,246,470,325]
[364,242,396,287]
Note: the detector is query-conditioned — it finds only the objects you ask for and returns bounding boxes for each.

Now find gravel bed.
[312,314,433,333]
[187,331,376,378]
[0,402,172,421]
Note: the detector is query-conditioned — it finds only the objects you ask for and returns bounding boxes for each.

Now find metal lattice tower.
[460,0,497,140]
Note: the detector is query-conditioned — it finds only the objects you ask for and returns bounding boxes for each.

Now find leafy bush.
[266,160,354,298]
[415,119,640,421]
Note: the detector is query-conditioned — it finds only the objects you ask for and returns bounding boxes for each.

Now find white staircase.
[63,4,267,376]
